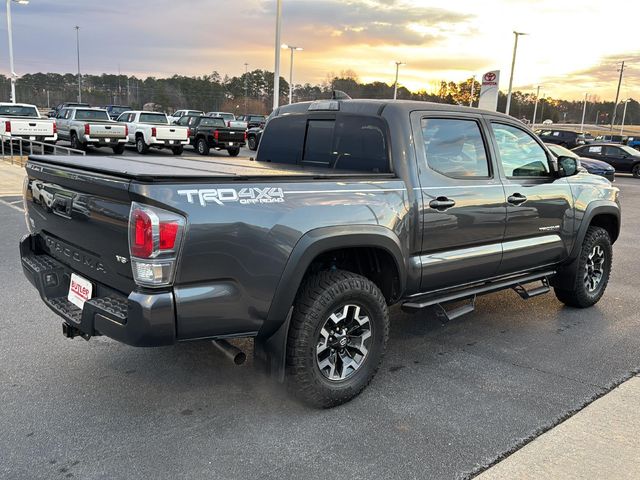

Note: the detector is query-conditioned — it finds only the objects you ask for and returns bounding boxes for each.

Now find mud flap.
[253,307,293,383]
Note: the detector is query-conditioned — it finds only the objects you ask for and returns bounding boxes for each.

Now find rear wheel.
[70,133,85,151]
[171,145,184,155]
[136,136,149,154]
[112,144,125,155]
[228,147,240,157]
[286,270,389,408]
[196,137,210,155]
[248,136,257,151]
[632,163,640,178]
[554,226,612,308]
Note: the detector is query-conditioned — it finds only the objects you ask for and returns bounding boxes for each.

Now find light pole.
[5,0,29,103]
[244,62,249,114]
[272,0,282,111]
[469,75,476,107]
[75,26,82,102]
[282,44,303,104]
[393,61,405,100]
[580,92,588,133]
[620,99,630,135]
[531,85,540,128]
[610,61,625,132]
[505,31,527,116]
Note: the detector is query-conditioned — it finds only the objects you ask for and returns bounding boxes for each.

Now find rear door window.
[421,118,490,178]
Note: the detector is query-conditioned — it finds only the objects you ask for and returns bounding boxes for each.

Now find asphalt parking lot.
[1,165,639,480]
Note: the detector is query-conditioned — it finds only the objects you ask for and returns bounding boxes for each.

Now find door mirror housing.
[557,156,579,177]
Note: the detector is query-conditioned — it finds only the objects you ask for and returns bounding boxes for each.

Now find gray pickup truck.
[55,107,128,154]
[20,99,621,408]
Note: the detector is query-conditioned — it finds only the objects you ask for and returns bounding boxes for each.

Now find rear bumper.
[149,138,189,147]
[4,133,58,143]
[20,234,176,347]
[207,140,246,149]
[84,136,127,146]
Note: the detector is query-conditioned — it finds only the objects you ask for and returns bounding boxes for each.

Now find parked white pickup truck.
[206,112,247,130]
[167,110,203,125]
[56,107,128,154]
[117,111,189,155]
[0,102,57,143]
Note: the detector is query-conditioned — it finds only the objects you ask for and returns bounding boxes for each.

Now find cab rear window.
[257,114,390,173]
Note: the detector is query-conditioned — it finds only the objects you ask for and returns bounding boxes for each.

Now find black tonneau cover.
[27,155,393,181]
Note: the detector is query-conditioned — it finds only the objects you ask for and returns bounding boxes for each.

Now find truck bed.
[27,155,395,181]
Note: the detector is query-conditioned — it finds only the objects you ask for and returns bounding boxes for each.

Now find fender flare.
[569,201,620,260]
[254,225,406,381]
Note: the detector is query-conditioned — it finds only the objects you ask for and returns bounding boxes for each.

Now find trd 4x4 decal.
[178,187,285,206]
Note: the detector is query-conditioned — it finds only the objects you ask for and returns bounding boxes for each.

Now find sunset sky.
[0,0,638,100]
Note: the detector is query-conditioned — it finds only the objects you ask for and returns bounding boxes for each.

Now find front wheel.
[112,144,125,155]
[632,163,640,178]
[171,145,184,155]
[554,226,612,308]
[228,147,240,157]
[286,270,389,408]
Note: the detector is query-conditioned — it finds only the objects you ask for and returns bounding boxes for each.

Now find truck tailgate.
[155,125,188,141]
[217,129,245,143]
[88,123,127,139]
[7,118,54,137]
[25,161,135,294]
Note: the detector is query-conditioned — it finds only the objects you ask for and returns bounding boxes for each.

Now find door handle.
[429,197,456,211]
[508,193,527,205]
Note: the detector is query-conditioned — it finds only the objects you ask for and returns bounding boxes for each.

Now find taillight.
[244,131,247,141]
[128,202,186,287]
[52,122,57,134]
[214,130,219,140]
[84,123,90,135]
[187,128,192,137]
[227,121,231,127]
[5,121,11,133]
[151,127,157,138]
[124,125,128,137]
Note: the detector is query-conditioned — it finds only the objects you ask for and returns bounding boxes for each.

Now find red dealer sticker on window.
[68,273,93,310]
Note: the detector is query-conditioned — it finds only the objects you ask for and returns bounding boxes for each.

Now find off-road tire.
[228,147,240,157]
[196,137,210,155]
[554,226,612,308]
[112,144,125,155]
[286,270,389,408]
[136,136,149,154]
[171,145,184,155]
[248,136,257,151]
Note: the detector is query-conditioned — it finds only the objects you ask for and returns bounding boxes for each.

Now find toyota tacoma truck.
[176,115,245,156]
[55,107,128,154]
[0,102,58,143]
[20,99,621,408]
[116,110,189,155]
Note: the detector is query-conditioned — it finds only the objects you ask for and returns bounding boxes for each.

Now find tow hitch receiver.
[62,322,90,341]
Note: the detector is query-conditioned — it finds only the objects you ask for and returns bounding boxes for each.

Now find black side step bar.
[402,270,556,312]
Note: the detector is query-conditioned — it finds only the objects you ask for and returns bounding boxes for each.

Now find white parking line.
[0,198,24,213]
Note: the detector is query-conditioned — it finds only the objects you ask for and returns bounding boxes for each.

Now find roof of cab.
[275,99,516,120]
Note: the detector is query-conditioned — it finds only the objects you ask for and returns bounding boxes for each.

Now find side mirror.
[557,156,579,177]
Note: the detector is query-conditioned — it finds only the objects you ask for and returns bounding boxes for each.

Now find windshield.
[213,113,234,122]
[547,144,578,158]
[200,118,226,128]
[0,105,39,117]
[75,110,110,121]
[109,106,130,116]
[620,145,640,156]
[139,113,168,124]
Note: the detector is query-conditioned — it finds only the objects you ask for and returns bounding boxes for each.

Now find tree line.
[1,70,636,126]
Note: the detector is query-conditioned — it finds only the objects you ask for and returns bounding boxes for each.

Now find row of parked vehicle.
[11,101,270,156]
[537,128,640,150]
[535,127,640,178]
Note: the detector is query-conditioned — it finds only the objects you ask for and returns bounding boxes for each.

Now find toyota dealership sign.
[478,70,500,111]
